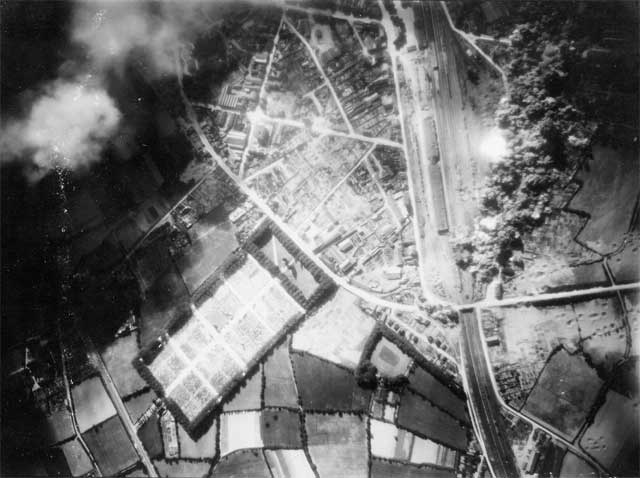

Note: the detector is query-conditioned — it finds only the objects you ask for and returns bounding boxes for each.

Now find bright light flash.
[479,128,508,163]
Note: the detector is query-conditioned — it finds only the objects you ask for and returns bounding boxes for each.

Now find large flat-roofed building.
[137,254,304,430]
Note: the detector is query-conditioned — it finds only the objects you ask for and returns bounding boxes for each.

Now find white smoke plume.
[1,0,217,180]
[1,79,121,182]
[71,1,213,76]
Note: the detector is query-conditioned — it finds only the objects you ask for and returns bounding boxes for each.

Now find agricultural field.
[211,450,271,478]
[124,389,156,423]
[82,415,139,477]
[558,452,598,478]
[370,459,455,478]
[408,367,468,424]
[292,351,370,411]
[264,449,315,478]
[523,349,603,440]
[59,438,93,477]
[397,390,468,451]
[292,288,375,369]
[71,377,117,433]
[101,334,146,399]
[263,341,298,408]
[608,232,640,283]
[138,413,163,459]
[305,413,369,478]
[223,368,262,412]
[579,390,639,477]
[570,144,639,255]
[260,409,303,448]
[483,295,627,408]
[370,419,456,468]
[177,421,217,459]
[572,297,628,375]
[141,255,303,427]
[219,411,264,456]
[43,401,75,446]
[154,459,210,478]
[138,264,191,349]
[175,220,238,294]
[371,337,413,377]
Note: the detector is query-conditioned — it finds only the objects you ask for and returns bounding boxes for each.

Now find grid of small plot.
[148,255,303,422]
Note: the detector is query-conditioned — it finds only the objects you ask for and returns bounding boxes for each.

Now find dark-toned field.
[408,367,468,424]
[260,409,302,448]
[137,413,163,459]
[82,416,139,477]
[397,390,468,451]
[292,351,370,411]
[524,348,603,440]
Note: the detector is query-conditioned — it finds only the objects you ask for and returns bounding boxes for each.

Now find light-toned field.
[211,450,271,478]
[579,390,639,477]
[264,449,315,478]
[177,420,217,459]
[370,419,399,459]
[371,338,413,377]
[410,436,440,465]
[219,411,264,456]
[573,297,627,374]
[101,334,146,399]
[370,419,450,466]
[43,402,75,446]
[292,288,375,369]
[154,459,210,478]
[72,377,117,433]
[60,438,93,477]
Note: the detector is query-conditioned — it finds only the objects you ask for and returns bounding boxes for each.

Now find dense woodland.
[454,1,639,281]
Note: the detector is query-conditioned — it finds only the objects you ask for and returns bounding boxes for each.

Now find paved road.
[460,310,522,478]
[81,333,158,477]
[474,281,640,309]
[284,16,354,133]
